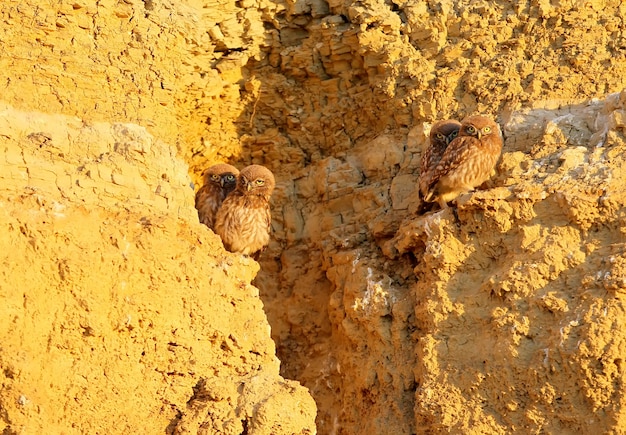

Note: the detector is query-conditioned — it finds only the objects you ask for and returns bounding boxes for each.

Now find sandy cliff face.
[247,1,626,433]
[1,0,626,434]
[0,105,316,434]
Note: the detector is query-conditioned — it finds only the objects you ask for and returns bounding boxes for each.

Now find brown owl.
[195,163,240,230]
[214,164,275,259]
[423,115,503,209]
[418,119,462,200]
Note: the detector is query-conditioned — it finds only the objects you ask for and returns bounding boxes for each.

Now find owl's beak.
[219,178,226,187]
[246,182,253,191]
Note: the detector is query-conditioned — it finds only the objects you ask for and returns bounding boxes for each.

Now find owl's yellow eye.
[210,174,220,181]
[436,133,445,140]
[483,126,492,134]
[225,174,236,181]
[449,131,458,139]
[466,126,477,135]
[255,179,265,186]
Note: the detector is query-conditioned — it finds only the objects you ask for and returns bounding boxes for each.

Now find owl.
[195,163,240,230]
[418,119,462,200]
[423,115,503,209]
[214,164,276,259]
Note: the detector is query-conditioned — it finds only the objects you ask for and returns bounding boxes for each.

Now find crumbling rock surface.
[0,105,316,434]
[2,0,626,434]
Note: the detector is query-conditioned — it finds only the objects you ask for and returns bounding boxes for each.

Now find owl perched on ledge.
[195,163,240,230]
[419,119,462,200]
[423,115,503,209]
[214,164,275,260]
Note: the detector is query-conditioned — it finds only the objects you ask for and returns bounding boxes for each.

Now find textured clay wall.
[0,0,271,178]
[0,105,316,434]
[245,1,626,433]
[1,0,626,434]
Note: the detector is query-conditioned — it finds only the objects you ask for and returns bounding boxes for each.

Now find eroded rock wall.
[0,0,276,180]
[255,93,626,433]
[245,1,626,433]
[0,105,316,434]
[2,0,626,434]
[392,93,626,432]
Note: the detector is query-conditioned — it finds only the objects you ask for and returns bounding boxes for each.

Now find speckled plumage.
[195,163,240,230]
[214,165,275,259]
[424,115,503,209]
[419,119,462,199]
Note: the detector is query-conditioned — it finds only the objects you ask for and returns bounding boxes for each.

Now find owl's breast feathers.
[214,190,271,256]
[242,193,272,231]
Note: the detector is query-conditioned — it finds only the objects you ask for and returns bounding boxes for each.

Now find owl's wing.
[427,135,480,191]
[264,204,272,234]
[195,185,208,209]
[418,157,432,199]
[423,142,448,173]
[196,184,224,228]
[419,139,448,197]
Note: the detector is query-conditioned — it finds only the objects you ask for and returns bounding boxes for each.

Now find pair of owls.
[195,164,275,259]
[419,115,503,210]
